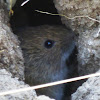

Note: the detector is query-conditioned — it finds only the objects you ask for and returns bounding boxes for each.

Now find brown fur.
[16,25,76,100]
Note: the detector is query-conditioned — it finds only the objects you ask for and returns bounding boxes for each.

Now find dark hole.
[10,0,63,29]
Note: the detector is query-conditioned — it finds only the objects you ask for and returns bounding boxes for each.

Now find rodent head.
[17,25,75,84]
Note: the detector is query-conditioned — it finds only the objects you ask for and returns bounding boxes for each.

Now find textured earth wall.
[53,0,100,99]
[0,1,55,100]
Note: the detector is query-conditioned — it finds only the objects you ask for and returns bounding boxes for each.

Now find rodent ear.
[44,39,55,49]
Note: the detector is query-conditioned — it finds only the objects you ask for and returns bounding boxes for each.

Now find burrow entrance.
[10,0,79,99]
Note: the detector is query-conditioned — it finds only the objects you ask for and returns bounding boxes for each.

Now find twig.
[35,10,100,23]
[21,0,30,6]
[0,72,100,96]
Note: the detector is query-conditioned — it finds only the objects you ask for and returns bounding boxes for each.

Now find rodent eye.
[44,40,55,49]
